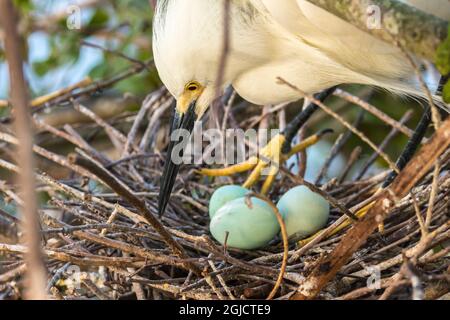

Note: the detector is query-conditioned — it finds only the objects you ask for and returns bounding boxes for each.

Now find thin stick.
[334,89,415,139]
[291,116,450,300]
[278,78,399,173]
[0,0,47,300]
[0,78,93,109]
[81,40,149,69]
[249,193,289,300]
[394,40,442,129]
[338,146,362,183]
[31,77,93,108]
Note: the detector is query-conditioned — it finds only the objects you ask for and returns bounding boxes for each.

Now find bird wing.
[253,0,448,92]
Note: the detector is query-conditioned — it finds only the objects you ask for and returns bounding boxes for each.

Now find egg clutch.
[209,185,330,250]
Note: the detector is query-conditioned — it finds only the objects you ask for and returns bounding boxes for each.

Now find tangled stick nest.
[0,84,449,300]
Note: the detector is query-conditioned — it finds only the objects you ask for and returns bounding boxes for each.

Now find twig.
[0,78,93,109]
[282,168,359,221]
[278,78,398,173]
[72,100,127,152]
[68,153,202,275]
[0,264,26,284]
[249,193,289,300]
[0,131,97,180]
[334,89,415,139]
[425,162,441,230]
[304,0,448,61]
[338,146,362,183]
[355,110,414,180]
[123,88,166,156]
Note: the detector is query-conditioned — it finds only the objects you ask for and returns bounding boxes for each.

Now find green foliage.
[436,25,450,75]
[81,0,160,95]
[436,24,450,102]
[32,29,83,77]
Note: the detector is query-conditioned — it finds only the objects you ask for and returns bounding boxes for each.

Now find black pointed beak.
[158,100,198,217]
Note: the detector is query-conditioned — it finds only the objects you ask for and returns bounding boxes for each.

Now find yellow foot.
[199,130,331,195]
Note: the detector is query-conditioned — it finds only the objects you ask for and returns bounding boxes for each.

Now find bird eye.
[187,83,199,91]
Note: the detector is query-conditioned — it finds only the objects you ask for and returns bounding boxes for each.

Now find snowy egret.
[154,0,450,216]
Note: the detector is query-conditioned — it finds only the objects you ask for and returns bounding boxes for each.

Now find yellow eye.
[186,82,200,92]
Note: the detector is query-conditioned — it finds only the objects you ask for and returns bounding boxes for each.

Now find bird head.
[152,0,233,216]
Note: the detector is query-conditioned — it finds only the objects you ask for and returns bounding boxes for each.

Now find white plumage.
[153,0,450,115]
[154,0,450,216]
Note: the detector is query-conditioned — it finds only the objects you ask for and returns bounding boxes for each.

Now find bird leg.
[200,87,337,195]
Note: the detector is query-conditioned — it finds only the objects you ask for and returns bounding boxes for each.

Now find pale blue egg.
[210,197,280,250]
[277,186,330,239]
[209,185,250,218]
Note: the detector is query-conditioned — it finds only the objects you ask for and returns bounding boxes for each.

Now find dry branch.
[291,116,450,300]
[0,0,47,300]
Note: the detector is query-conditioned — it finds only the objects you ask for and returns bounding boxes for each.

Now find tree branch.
[305,0,448,61]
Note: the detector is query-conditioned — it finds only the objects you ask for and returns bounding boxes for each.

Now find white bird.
[154,0,450,215]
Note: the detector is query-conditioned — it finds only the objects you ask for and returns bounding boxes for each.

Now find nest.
[0,86,449,301]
